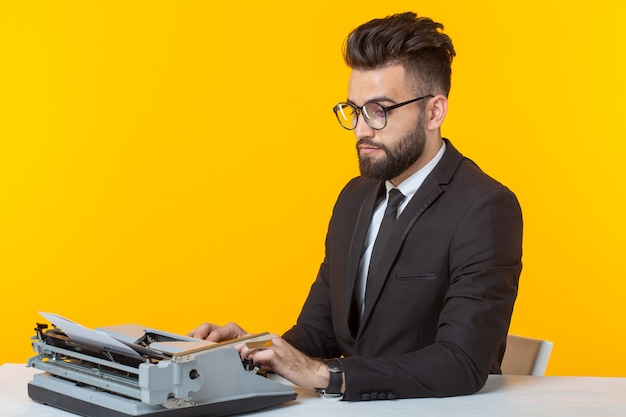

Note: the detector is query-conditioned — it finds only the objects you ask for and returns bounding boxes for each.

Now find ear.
[425,95,448,131]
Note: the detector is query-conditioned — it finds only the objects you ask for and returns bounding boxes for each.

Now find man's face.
[347,64,428,184]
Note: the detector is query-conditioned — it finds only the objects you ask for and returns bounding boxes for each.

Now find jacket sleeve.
[282,177,364,359]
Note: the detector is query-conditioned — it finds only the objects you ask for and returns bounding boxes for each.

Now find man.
[189,12,522,401]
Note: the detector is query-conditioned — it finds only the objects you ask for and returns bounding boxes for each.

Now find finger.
[234,342,249,357]
[239,343,264,360]
[187,323,219,339]
[239,333,284,360]
[248,348,275,369]
[205,322,248,342]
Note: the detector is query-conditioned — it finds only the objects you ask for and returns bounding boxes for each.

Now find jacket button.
[361,393,370,401]
[377,392,387,400]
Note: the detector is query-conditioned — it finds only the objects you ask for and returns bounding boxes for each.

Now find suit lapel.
[345,183,385,314]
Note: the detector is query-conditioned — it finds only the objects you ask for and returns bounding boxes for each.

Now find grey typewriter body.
[28,317,297,417]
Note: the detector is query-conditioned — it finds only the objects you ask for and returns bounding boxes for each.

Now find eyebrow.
[346,96,397,106]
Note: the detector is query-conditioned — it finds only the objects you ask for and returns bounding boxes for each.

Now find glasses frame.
[333,94,434,130]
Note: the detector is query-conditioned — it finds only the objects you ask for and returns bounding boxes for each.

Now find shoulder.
[338,176,379,198]
[326,176,381,224]
[430,141,521,222]
[440,140,518,199]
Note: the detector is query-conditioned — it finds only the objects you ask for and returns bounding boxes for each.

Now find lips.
[358,141,384,155]
[359,145,380,154]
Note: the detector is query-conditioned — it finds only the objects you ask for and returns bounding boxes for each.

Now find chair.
[501,334,553,376]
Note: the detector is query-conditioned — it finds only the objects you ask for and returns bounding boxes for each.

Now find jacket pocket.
[395,272,437,281]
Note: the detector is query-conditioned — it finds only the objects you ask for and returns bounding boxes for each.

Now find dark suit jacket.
[283,139,523,401]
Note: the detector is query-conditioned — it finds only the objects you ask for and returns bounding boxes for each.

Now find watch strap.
[325,359,343,395]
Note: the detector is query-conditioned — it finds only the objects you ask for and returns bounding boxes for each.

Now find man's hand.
[240,334,342,391]
[187,322,248,342]
[188,326,345,392]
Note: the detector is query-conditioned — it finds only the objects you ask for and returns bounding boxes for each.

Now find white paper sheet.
[39,312,140,357]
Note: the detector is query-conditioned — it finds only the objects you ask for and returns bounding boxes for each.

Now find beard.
[357,115,426,181]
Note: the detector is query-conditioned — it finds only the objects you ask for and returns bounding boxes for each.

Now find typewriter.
[27,312,297,417]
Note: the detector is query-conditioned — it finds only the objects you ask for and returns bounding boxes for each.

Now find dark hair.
[343,12,456,96]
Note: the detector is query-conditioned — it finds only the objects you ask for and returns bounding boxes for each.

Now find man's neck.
[389,137,444,187]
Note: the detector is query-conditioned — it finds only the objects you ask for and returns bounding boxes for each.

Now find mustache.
[357,138,386,150]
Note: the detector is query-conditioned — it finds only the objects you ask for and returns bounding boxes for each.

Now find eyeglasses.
[333,95,433,130]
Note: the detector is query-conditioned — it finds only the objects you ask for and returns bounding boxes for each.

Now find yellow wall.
[1,1,625,377]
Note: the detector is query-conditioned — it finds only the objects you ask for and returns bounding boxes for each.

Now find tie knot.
[387,188,404,209]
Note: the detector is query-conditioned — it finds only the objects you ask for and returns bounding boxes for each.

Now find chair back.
[501,334,553,376]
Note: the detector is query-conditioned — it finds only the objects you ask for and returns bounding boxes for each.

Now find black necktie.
[351,188,405,334]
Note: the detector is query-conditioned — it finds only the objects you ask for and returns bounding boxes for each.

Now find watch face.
[314,388,344,400]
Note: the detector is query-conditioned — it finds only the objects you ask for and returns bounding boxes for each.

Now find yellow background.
[1,1,625,377]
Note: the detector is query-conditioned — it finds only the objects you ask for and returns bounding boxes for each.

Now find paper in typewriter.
[39,311,141,357]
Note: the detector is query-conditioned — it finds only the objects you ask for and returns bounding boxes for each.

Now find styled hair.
[343,12,456,96]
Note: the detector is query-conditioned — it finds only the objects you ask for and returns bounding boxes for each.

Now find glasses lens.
[362,102,386,129]
[334,103,357,129]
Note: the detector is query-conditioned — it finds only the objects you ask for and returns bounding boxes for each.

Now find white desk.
[1,363,625,417]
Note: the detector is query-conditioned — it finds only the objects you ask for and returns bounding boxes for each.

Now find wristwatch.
[314,358,344,398]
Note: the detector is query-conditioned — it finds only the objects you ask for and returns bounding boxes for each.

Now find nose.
[353,114,375,140]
